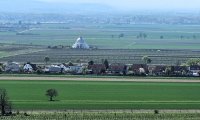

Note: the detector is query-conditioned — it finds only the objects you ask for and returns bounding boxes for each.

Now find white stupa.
[72,37,90,49]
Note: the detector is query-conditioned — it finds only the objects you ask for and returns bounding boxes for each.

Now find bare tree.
[118,33,124,38]
[143,33,147,39]
[67,61,74,66]
[88,60,94,66]
[165,66,172,76]
[103,59,109,70]
[137,33,147,39]
[142,56,152,64]
[76,59,82,65]
[0,89,12,116]
[192,35,197,39]
[45,89,58,101]
[180,35,184,40]
[44,56,50,65]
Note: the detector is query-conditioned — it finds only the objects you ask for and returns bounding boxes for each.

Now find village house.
[109,63,127,75]
[171,66,188,76]
[44,63,83,74]
[59,63,70,73]
[23,63,37,73]
[4,62,20,73]
[148,65,156,75]
[44,65,62,73]
[68,66,83,74]
[150,65,166,76]
[131,64,148,75]
[189,65,200,76]
[88,64,106,74]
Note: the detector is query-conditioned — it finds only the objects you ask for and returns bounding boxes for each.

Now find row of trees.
[136,33,147,39]
[160,35,197,40]
[44,56,199,67]
[186,58,200,66]
[111,33,198,40]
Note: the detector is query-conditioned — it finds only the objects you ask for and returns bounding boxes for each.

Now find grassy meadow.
[0,80,200,110]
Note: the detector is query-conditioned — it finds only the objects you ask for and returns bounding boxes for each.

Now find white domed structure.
[72,37,90,49]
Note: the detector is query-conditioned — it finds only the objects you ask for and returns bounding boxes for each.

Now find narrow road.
[0,76,200,83]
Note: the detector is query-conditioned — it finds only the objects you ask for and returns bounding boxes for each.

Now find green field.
[1,80,200,110]
[1,24,200,64]
[0,24,200,49]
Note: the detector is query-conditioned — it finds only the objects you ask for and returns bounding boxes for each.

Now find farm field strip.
[1,24,200,49]
[28,27,200,33]
[11,100,200,105]
[1,49,200,64]
[1,80,200,110]
[0,48,47,58]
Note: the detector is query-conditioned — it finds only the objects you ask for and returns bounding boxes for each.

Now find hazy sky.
[37,0,200,10]
[0,0,200,13]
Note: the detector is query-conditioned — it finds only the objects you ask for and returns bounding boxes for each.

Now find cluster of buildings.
[0,37,199,77]
[2,13,200,25]
[1,61,200,77]
[1,62,83,74]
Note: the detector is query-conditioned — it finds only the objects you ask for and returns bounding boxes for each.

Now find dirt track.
[16,109,200,114]
[0,76,200,83]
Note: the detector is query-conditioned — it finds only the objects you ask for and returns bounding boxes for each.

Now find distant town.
[1,12,200,25]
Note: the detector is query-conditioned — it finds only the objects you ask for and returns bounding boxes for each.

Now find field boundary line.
[0,76,200,82]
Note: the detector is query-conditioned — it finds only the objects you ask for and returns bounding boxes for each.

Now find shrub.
[154,110,159,114]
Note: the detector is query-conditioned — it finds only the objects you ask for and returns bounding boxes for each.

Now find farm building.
[72,37,90,49]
